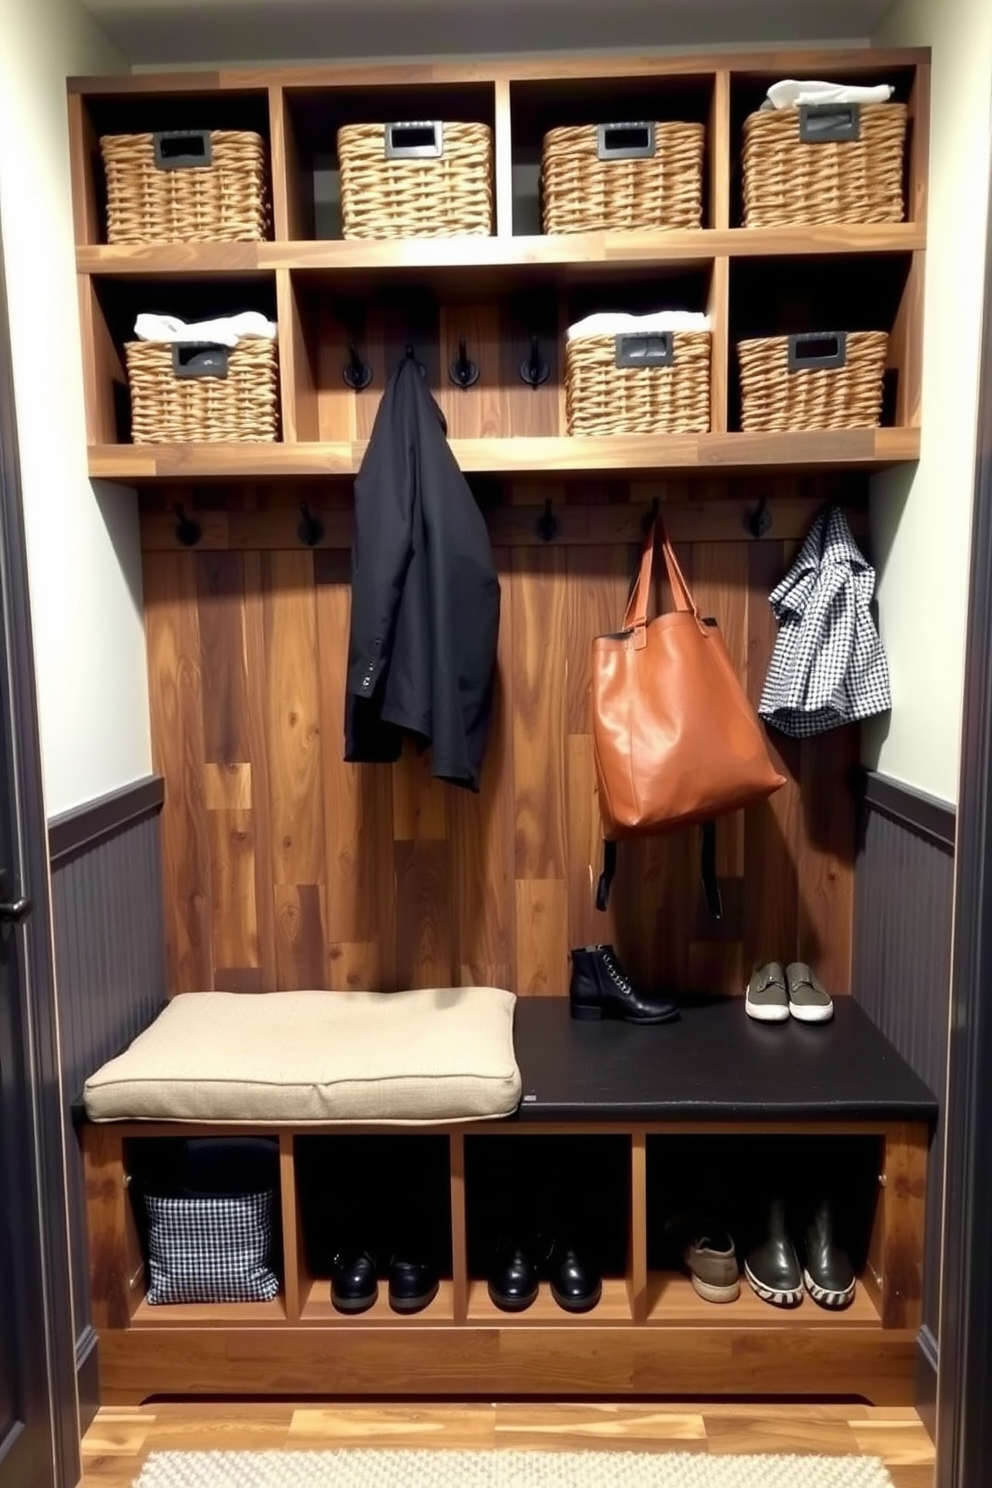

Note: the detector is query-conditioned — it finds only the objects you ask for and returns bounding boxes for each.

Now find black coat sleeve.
[345,361,418,702]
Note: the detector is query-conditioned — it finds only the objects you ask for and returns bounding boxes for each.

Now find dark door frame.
[936,166,992,1487]
[0,225,80,1486]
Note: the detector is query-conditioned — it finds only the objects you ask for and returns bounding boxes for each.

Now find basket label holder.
[171,342,230,379]
[384,121,444,159]
[615,331,674,368]
[597,122,656,160]
[798,103,862,143]
[153,130,213,169]
[787,331,848,371]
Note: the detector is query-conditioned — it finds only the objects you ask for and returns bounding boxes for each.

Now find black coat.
[344,353,501,791]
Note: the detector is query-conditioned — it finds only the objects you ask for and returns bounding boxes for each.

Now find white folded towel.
[765,79,895,110]
[134,311,277,347]
[567,310,711,342]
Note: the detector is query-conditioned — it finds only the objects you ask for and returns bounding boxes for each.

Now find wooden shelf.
[645,1272,882,1329]
[76,225,925,277]
[89,428,920,482]
[130,1293,287,1326]
[466,1278,632,1325]
[300,1277,455,1325]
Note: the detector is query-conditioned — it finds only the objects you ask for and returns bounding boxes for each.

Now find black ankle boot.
[744,1198,803,1308]
[569,945,679,1025]
[803,1198,856,1309]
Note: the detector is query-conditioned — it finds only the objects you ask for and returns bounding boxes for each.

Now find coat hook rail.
[298,502,324,547]
[520,335,550,389]
[743,494,772,538]
[449,337,479,390]
[343,340,373,392]
[174,504,202,548]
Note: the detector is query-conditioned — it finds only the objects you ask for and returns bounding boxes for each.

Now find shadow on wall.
[93,478,144,619]
[862,463,911,774]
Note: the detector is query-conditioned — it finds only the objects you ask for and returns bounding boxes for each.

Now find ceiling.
[81,0,893,68]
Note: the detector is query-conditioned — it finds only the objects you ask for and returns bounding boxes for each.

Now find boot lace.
[601,951,632,995]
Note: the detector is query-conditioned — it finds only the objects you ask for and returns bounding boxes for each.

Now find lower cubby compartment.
[465,1134,631,1323]
[295,1133,453,1323]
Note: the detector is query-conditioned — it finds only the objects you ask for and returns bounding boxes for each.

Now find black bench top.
[509,996,938,1124]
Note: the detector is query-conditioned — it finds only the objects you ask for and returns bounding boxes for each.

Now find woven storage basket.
[101,130,268,244]
[337,121,493,238]
[125,337,279,443]
[566,330,711,436]
[542,121,705,233]
[742,102,908,227]
[737,330,889,431]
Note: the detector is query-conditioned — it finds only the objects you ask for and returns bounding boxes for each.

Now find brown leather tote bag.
[593,518,785,843]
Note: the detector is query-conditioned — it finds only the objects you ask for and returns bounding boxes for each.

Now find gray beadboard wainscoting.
[853,769,954,1432]
[49,776,166,1427]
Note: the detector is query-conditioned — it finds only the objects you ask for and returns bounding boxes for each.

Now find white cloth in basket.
[134,311,277,346]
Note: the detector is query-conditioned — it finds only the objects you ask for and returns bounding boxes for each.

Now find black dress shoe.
[548,1239,602,1313]
[388,1254,439,1314]
[744,1199,803,1307]
[488,1238,540,1312]
[569,945,680,1025]
[330,1249,378,1313]
[803,1198,856,1309]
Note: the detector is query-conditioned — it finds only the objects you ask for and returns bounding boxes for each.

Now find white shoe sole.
[744,992,789,1023]
[744,1260,803,1307]
[803,1267,855,1309]
[691,1274,740,1304]
[789,1002,834,1023]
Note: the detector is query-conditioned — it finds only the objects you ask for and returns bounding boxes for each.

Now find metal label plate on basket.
[615,331,674,368]
[153,130,214,169]
[385,121,444,159]
[798,103,862,143]
[787,331,848,372]
[171,343,230,379]
[597,122,656,160]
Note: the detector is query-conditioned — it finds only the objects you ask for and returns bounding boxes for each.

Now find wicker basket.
[101,130,269,244]
[566,330,711,436]
[542,121,705,233]
[337,121,493,238]
[125,337,279,443]
[737,330,889,431]
[742,103,907,228]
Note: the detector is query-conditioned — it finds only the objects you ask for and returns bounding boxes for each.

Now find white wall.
[865,0,992,804]
[0,0,152,816]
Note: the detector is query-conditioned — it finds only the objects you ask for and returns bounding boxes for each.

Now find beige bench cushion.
[84,987,520,1125]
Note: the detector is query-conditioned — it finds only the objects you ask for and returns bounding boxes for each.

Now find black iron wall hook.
[174,504,202,548]
[405,344,427,378]
[536,499,559,542]
[520,335,550,389]
[449,337,479,390]
[743,494,772,538]
[343,340,373,391]
[641,496,661,534]
[298,502,324,547]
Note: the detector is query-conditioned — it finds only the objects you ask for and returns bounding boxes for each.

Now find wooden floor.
[80,1403,935,1488]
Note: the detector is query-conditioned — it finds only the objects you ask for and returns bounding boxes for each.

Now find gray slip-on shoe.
[685,1231,740,1303]
[786,962,834,1023]
[745,962,789,1023]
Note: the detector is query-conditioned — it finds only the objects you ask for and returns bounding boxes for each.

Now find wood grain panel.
[143,552,213,992]
[208,809,259,973]
[203,762,253,811]
[515,878,568,995]
[195,551,250,763]
[243,551,278,987]
[262,551,324,886]
[274,883,328,990]
[511,547,567,880]
[395,840,454,990]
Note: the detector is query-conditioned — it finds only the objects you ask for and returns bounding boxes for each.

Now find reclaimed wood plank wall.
[142,477,859,999]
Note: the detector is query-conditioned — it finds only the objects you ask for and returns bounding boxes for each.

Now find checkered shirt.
[145,1190,280,1305]
[759,505,891,738]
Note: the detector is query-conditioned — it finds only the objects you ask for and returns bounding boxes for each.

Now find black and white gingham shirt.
[759,506,891,738]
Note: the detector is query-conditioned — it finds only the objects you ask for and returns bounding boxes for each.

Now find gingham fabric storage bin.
[337,120,493,238]
[144,1190,280,1305]
[737,330,889,431]
[741,102,907,228]
[101,129,269,244]
[125,336,279,443]
[542,120,705,233]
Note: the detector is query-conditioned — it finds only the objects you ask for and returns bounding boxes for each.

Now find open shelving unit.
[71,47,935,1410]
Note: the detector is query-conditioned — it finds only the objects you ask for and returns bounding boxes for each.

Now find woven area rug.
[134,1449,896,1487]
